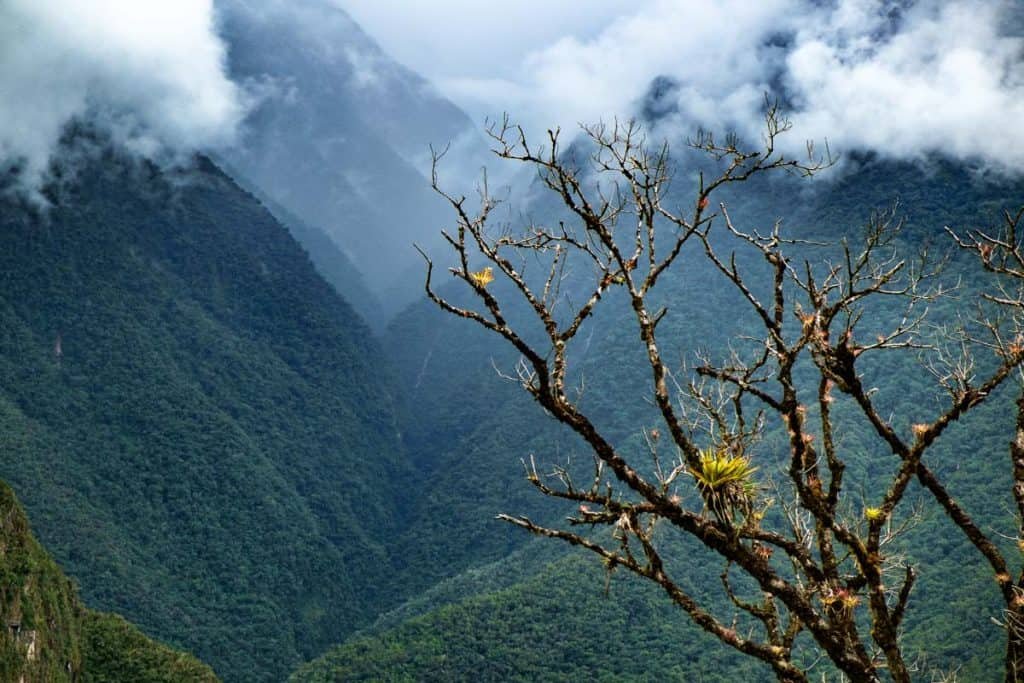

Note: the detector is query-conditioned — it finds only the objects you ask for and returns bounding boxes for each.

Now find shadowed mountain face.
[0,140,414,682]
[217,0,488,320]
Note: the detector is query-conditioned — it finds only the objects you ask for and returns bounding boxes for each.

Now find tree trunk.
[1006,395,1024,683]
[1006,615,1024,683]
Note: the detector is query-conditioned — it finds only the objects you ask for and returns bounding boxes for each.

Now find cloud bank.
[349,0,1024,173]
[782,1,1024,170]
[3,0,1020,196]
[0,0,245,197]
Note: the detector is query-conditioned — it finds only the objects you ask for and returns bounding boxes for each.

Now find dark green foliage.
[81,611,218,682]
[291,554,766,683]
[0,478,215,682]
[0,144,413,681]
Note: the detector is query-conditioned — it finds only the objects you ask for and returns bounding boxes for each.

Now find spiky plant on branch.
[420,105,1024,682]
[691,447,759,526]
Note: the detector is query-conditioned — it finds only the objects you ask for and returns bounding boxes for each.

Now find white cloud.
[341,0,1024,173]
[0,0,245,197]
[6,0,1019,195]
[506,0,796,139]
[783,1,1024,171]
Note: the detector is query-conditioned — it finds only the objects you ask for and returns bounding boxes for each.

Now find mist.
[780,1,1024,171]
[0,0,244,199]
[5,0,1020,203]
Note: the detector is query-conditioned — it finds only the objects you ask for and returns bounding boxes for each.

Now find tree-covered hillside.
[0,478,217,682]
[292,553,767,683]
[0,142,414,681]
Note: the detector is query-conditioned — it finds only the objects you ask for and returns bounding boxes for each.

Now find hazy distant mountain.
[218,0,488,321]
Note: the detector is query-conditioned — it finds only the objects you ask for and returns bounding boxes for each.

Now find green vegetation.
[292,554,766,683]
[335,153,1024,680]
[3,128,1024,680]
[0,145,414,681]
[0,478,216,681]
[81,612,218,683]
[0,480,82,681]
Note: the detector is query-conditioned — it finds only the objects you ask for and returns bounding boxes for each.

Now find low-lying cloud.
[3,0,1021,198]
[0,0,245,198]
[782,1,1024,171]
[419,0,1024,173]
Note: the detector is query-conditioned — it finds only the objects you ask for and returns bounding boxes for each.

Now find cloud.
[0,0,245,198]
[509,0,796,138]
[7,0,1016,198]
[344,0,797,140]
[782,1,1024,172]
[354,0,1024,173]
[336,0,640,84]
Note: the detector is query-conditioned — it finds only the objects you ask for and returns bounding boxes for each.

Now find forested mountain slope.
[0,141,413,681]
[293,553,765,683]
[0,479,217,682]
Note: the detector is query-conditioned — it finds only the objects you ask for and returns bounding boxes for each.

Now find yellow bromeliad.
[690,448,758,524]
[469,266,494,287]
[691,448,757,493]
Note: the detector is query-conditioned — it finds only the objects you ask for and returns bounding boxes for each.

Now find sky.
[1,0,1024,198]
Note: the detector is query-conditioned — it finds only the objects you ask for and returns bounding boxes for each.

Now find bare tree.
[421,108,1024,682]
[947,210,1024,682]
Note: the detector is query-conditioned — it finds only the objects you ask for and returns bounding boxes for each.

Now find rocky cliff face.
[0,480,82,682]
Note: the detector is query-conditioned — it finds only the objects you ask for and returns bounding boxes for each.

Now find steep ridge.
[0,479,217,682]
[0,140,412,681]
[209,157,385,328]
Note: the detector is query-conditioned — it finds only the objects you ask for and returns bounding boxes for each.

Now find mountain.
[209,156,384,327]
[292,553,765,683]
[0,135,415,682]
[0,478,217,682]
[4,6,1023,682]
[217,0,489,322]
